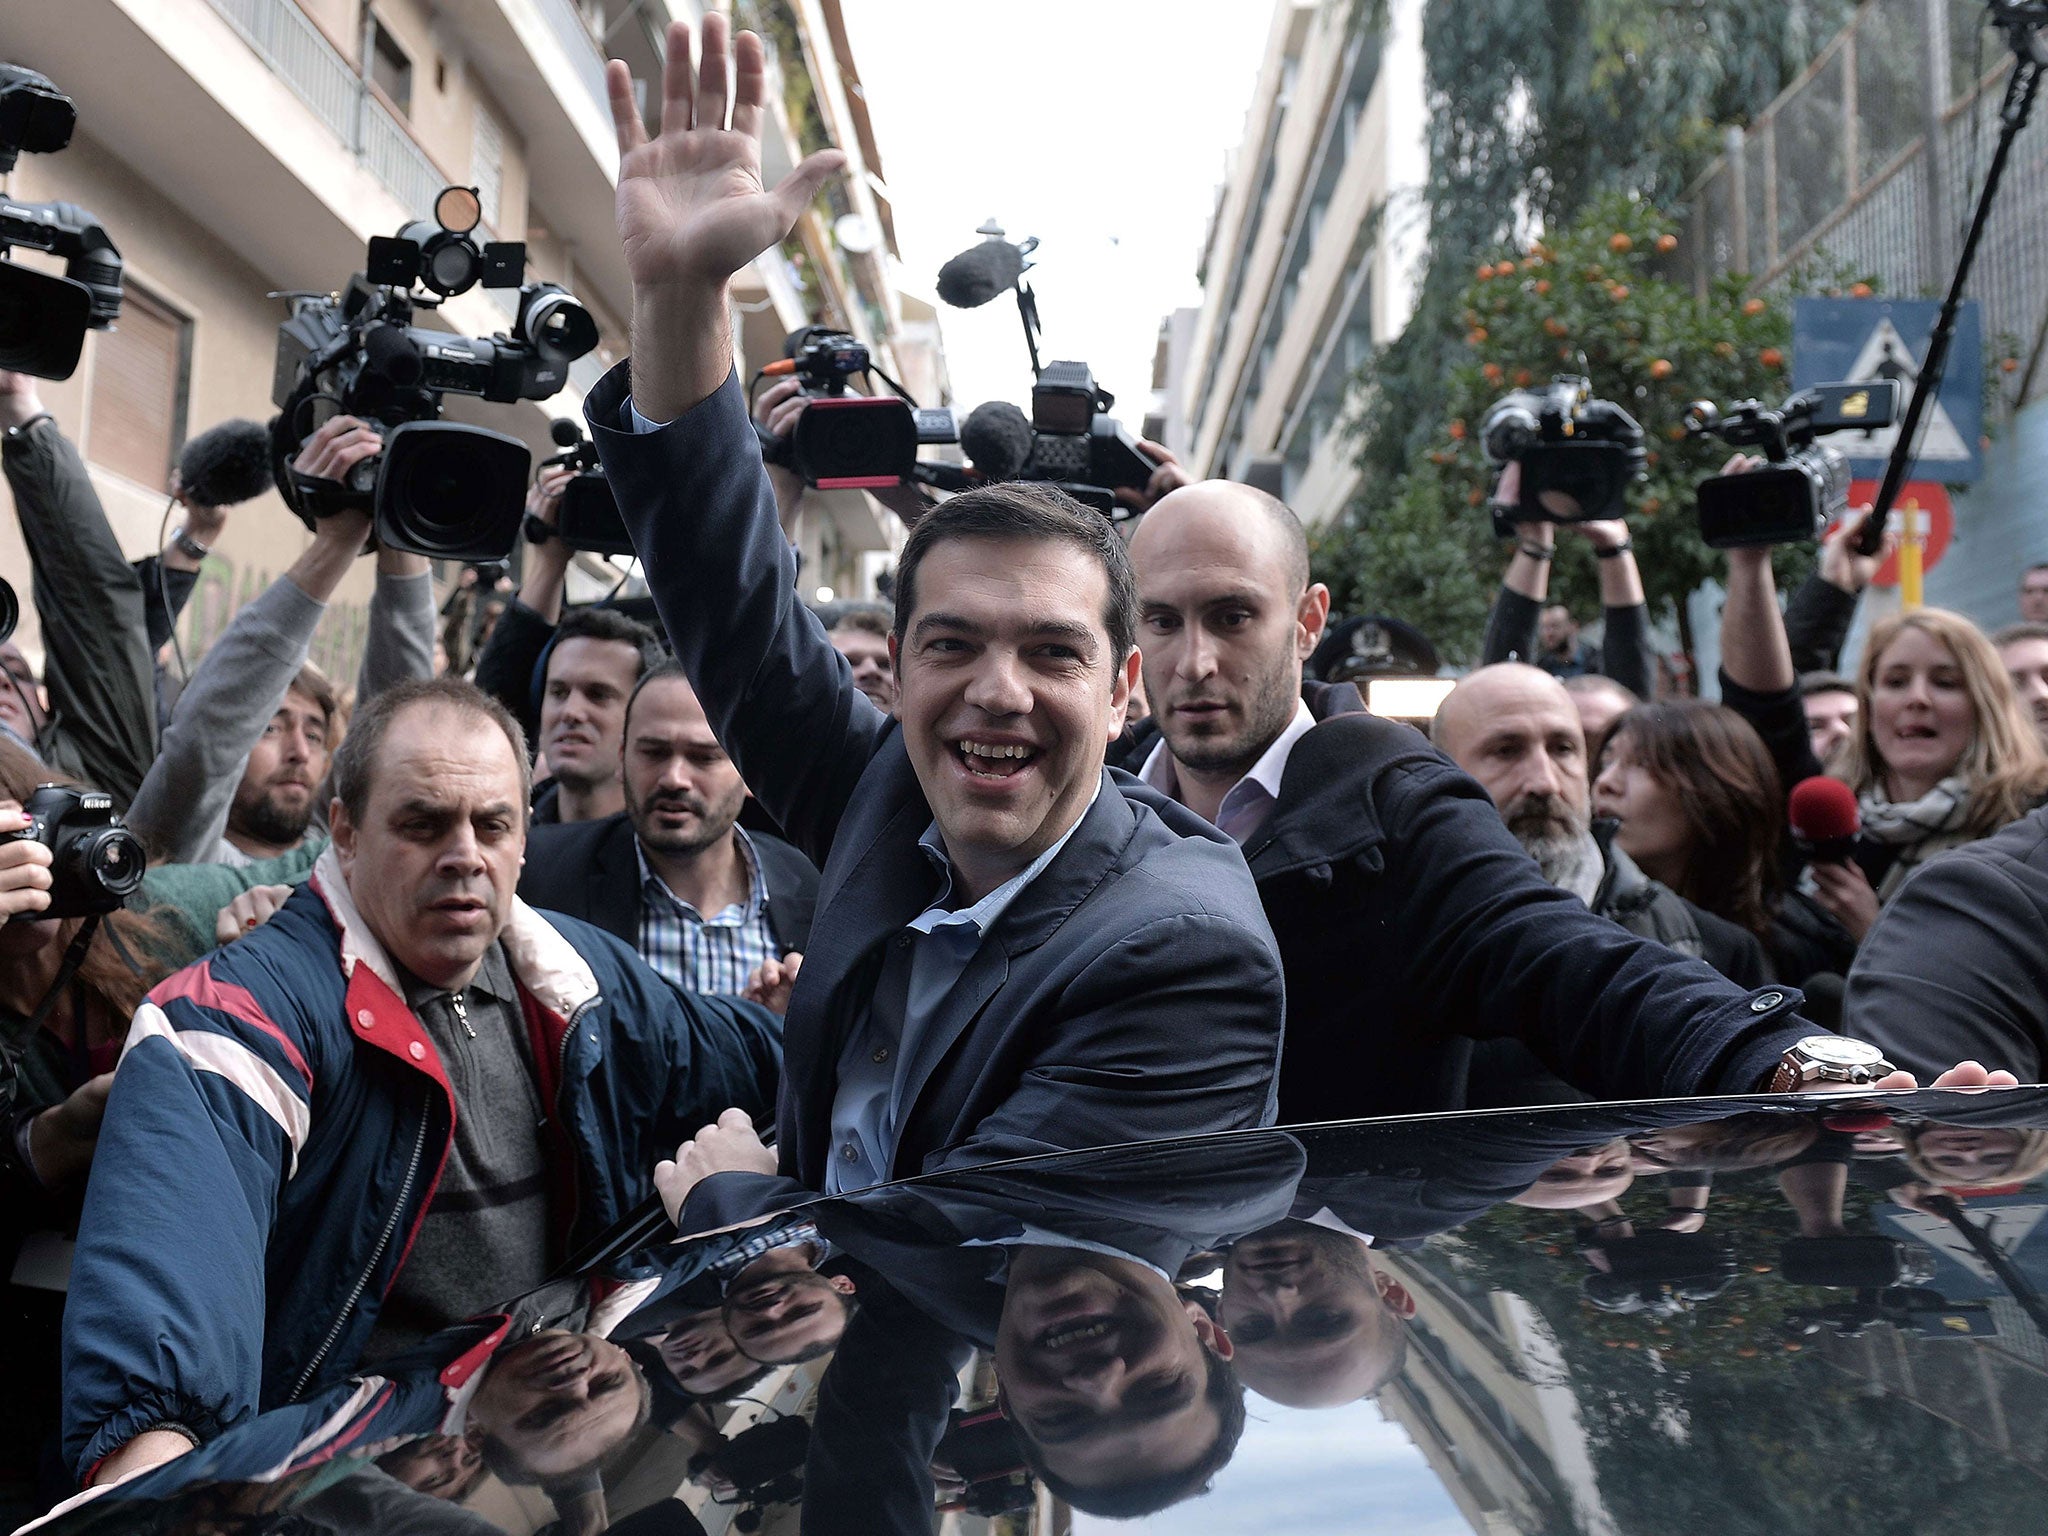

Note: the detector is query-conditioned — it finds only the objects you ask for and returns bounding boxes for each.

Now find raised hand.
[608,16,844,419]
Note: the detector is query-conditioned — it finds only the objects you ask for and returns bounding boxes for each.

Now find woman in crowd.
[1719,541,2048,945]
[1592,700,1856,989]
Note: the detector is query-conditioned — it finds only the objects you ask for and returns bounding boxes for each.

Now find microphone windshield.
[1788,775,1860,844]
[177,418,275,510]
[960,401,1034,482]
[936,240,1025,310]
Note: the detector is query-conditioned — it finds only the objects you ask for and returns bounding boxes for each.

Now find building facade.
[1163,0,1426,527]
[0,0,933,686]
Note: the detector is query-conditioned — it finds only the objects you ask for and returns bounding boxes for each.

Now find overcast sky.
[836,0,1277,425]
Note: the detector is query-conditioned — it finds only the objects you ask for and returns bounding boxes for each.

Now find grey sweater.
[125,565,436,865]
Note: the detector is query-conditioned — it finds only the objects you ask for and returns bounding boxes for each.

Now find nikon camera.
[0,785,146,920]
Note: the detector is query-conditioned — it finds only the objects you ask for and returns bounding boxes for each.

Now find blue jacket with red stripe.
[60,848,782,1482]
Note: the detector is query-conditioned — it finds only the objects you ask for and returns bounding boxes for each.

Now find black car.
[23,1087,2048,1535]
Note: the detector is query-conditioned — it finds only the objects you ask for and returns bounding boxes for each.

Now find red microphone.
[1788,776,1860,864]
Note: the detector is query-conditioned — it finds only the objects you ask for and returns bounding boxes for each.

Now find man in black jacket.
[591,18,1282,1221]
[1122,479,1872,1121]
[520,662,817,994]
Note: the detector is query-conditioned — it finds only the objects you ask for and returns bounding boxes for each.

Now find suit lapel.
[594,816,643,945]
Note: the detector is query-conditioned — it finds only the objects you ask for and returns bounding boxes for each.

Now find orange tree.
[1313,191,1872,664]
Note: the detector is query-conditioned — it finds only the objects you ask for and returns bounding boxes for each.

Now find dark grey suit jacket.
[518,809,819,957]
[587,364,1285,1196]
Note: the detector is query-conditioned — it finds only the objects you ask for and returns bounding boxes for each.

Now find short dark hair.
[623,657,699,738]
[1011,1345,1246,1519]
[553,606,661,678]
[829,605,891,640]
[2025,563,2048,580]
[476,1367,652,1487]
[331,677,531,823]
[893,483,1137,663]
[1798,670,1857,699]
[1994,622,2048,648]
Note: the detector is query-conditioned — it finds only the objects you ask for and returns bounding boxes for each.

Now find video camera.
[1481,375,1646,533]
[0,784,145,921]
[270,185,600,561]
[0,63,124,381]
[523,417,634,558]
[757,324,954,490]
[1684,380,1900,548]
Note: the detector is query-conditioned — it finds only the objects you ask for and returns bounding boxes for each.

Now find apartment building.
[0,0,931,681]
[1166,0,1426,527]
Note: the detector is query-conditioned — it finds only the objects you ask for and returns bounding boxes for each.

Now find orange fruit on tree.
[1609,232,1633,253]
[1466,487,1485,506]
[1656,233,1679,253]
[1478,263,1495,280]
[1448,419,1467,440]
[1534,278,1551,295]
[1761,346,1784,368]
[2003,356,2020,372]
[1467,327,1488,345]
[1514,368,1533,386]
[1543,317,1569,337]
[1743,297,1767,316]
[1850,282,1873,298]
[1714,340,1736,358]
[1483,362,1505,383]
[1650,358,1673,379]
[1609,284,1630,301]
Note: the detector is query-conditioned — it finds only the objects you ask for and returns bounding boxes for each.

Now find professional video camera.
[0,63,123,380]
[1684,379,1900,548]
[270,185,600,561]
[522,417,635,558]
[689,1416,808,1533]
[1480,375,1646,532]
[756,324,954,489]
[0,784,145,920]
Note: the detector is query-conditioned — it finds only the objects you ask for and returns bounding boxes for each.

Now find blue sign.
[1793,297,1983,483]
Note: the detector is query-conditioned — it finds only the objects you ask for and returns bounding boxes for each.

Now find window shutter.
[86,286,188,491]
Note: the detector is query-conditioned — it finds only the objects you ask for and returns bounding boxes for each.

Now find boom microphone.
[960,400,1034,482]
[1788,775,1860,864]
[937,239,1026,310]
[176,418,275,509]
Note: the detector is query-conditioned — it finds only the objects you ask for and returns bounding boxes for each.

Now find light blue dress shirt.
[823,780,1103,1194]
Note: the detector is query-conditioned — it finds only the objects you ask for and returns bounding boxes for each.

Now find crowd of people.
[0,14,2043,1530]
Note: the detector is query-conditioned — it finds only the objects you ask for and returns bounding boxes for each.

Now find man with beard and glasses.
[522,662,818,994]
[1431,663,1769,987]
[63,678,782,1490]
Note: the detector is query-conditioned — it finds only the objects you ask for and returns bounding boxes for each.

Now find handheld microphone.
[176,418,275,510]
[959,400,1034,482]
[936,239,1027,310]
[1788,775,1860,864]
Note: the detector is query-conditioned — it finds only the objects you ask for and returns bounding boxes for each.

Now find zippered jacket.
[60,845,782,1482]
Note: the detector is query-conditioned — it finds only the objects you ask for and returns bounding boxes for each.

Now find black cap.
[1309,615,1440,684]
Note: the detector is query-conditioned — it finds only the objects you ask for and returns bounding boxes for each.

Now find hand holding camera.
[0,799,53,921]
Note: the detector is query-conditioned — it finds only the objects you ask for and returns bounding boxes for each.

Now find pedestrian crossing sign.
[1792,297,1983,483]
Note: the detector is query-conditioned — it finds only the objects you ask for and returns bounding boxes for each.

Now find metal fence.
[1681,0,2048,401]
[206,0,444,222]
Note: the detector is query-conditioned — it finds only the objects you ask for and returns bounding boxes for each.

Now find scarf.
[1858,774,1972,846]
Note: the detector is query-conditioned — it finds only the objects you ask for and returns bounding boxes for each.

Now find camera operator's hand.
[1112,438,1190,516]
[515,464,576,623]
[0,801,53,920]
[0,370,47,433]
[1819,503,1892,594]
[654,1106,777,1225]
[27,1070,113,1188]
[607,15,845,420]
[1577,518,1632,552]
[754,376,807,443]
[293,413,382,488]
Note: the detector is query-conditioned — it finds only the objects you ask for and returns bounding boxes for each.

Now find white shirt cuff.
[626,398,669,434]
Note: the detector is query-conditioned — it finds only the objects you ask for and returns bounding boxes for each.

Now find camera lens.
[521,289,598,362]
[52,824,145,912]
[0,574,16,647]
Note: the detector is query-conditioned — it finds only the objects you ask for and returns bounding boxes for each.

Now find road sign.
[1848,478,1954,587]
[1793,297,1983,483]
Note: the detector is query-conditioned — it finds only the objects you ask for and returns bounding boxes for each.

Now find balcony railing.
[535,0,613,121]
[206,0,446,222]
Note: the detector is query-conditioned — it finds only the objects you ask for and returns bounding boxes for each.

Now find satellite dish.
[834,214,880,254]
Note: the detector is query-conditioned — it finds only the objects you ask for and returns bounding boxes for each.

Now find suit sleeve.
[61,978,311,1479]
[587,365,887,867]
[1375,756,1812,1098]
[925,911,1286,1175]
[1844,850,2048,1081]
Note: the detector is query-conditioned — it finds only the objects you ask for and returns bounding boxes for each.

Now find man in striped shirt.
[523,661,818,997]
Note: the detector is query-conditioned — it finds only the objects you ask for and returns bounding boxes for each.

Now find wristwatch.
[1762,1035,1895,1094]
[170,526,212,560]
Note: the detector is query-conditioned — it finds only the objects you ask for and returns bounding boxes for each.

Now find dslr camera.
[1684,380,1900,548]
[0,63,123,380]
[758,325,954,490]
[1481,375,1646,532]
[0,784,146,920]
[270,185,600,561]
[1007,360,1159,515]
[523,418,634,558]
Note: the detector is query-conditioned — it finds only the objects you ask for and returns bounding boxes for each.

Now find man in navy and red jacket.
[59,678,781,1489]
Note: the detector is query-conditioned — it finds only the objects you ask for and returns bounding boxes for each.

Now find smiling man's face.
[892,535,1135,904]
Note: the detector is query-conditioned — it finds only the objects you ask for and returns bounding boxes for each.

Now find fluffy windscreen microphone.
[177,419,275,509]
[960,401,1034,482]
[936,239,1026,310]
[1788,775,1861,864]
